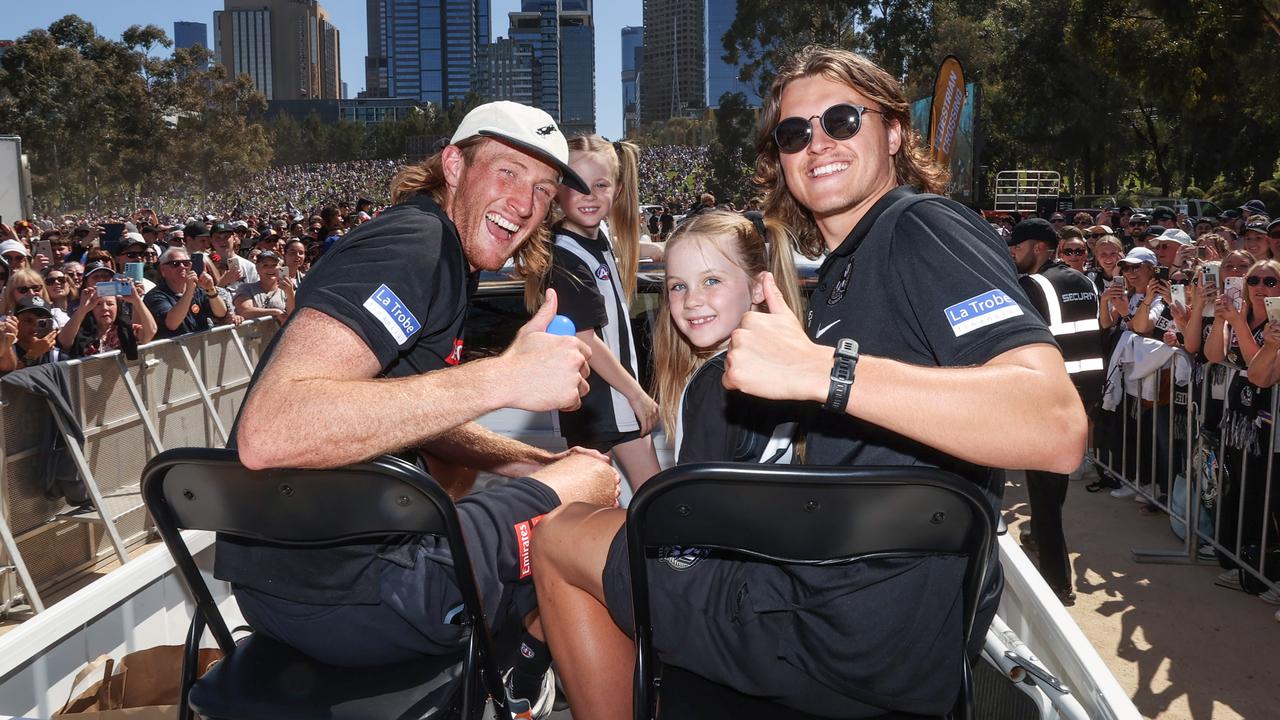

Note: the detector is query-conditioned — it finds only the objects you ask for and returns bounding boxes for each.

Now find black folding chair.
[627,463,997,720]
[141,447,508,720]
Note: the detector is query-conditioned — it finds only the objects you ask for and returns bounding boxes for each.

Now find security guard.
[1009,218,1103,604]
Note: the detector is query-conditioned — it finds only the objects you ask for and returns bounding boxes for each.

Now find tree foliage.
[720,0,1280,204]
[0,15,273,210]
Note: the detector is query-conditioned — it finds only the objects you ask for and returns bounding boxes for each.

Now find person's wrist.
[805,345,837,404]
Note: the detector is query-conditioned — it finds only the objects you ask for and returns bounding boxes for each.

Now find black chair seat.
[190,633,464,720]
[656,666,945,720]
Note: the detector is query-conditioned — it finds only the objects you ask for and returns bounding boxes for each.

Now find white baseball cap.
[450,101,589,194]
[1158,228,1192,246]
[1117,247,1158,266]
[0,239,30,258]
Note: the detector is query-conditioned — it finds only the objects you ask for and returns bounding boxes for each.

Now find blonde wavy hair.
[652,211,805,433]
[754,45,948,258]
[523,135,642,312]
[390,137,552,282]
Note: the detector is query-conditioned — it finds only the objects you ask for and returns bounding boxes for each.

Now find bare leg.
[532,503,632,720]
[611,435,662,491]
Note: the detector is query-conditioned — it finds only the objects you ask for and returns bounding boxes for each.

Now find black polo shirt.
[216,192,476,605]
[677,352,796,464]
[773,187,1057,705]
[802,186,1056,495]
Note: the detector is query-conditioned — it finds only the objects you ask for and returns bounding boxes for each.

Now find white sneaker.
[1259,586,1280,605]
[1110,486,1136,499]
[1214,569,1243,591]
[503,667,556,720]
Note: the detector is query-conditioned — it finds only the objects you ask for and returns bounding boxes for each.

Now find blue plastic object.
[546,315,577,336]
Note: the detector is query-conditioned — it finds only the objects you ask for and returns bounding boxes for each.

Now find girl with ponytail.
[532,135,661,489]
[653,210,804,461]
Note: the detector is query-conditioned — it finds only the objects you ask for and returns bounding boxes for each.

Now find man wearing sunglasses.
[533,46,1086,720]
[143,247,227,339]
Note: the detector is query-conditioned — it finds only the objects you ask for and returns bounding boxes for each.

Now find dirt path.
[1004,469,1279,720]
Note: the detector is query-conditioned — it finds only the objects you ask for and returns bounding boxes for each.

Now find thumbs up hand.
[723,272,832,403]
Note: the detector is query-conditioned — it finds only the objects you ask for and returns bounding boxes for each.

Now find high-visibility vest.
[1021,262,1105,403]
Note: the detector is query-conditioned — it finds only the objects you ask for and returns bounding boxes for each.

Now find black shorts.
[600,527,983,718]
[235,477,559,667]
[561,427,645,453]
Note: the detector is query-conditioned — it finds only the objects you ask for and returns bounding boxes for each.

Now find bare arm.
[578,329,658,434]
[236,293,591,470]
[724,274,1087,474]
[58,289,95,350]
[1247,324,1280,388]
[233,294,284,320]
[420,420,560,477]
[127,284,158,344]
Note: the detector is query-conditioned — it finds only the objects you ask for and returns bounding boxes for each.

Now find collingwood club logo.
[658,545,708,571]
[536,125,556,136]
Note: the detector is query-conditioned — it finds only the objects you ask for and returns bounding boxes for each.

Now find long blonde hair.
[391,137,552,283]
[523,135,642,312]
[754,45,948,258]
[653,211,804,432]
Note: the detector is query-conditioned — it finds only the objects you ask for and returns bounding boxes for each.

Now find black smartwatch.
[824,338,859,413]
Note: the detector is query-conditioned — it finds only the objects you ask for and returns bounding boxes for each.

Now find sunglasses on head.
[1246,275,1279,287]
[772,103,882,154]
[1060,248,1088,256]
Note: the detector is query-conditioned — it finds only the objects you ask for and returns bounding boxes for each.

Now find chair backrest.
[143,447,456,544]
[140,447,489,665]
[625,463,997,719]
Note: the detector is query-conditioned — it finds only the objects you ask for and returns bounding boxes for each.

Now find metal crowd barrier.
[1092,344,1278,598]
[0,319,278,617]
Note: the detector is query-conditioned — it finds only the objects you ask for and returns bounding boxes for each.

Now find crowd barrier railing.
[0,319,278,618]
[1091,342,1278,598]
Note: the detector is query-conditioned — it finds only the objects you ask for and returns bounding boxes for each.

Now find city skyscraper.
[366,0,490,106]
[214,0,341,101]
[364,0,387,97]
[704,0,758,108]
[621,26,643,136]
[504,0,595,137]
[639,0,704,127]
[476,37,535,106]
[174,21,210,71]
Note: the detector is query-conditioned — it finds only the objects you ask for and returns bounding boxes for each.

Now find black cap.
[185,222,210,237]
[210,222,233,234]
[1151,206,1176,221]
[83,260,116,282]
[1244,219,1270,234]
[1143,226,1164,237]
[1129,213,1150,223]
[1009,218,1058,246]
[14,295,53,317]
[1222,208,1241,219]
[1268,218,1280,234]
[1240,199,1268,216]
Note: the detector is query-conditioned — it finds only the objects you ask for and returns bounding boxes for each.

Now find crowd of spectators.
[996,202,1280,611]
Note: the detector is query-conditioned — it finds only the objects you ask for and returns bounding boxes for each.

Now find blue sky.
[5,1,642,139]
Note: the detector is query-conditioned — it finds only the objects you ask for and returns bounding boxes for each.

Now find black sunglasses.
[773,104,881,154]
[165,259,192,268]
[1246,275,1279,287]
[1087,233,1107,240]
[1060,248,1088,256]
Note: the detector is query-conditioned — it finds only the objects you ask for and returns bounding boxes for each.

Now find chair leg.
[179,613,207,720]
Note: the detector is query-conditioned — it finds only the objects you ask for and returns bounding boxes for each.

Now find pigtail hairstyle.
[610,139,642,303]
[652,210,804,432]
[524,135,639,313]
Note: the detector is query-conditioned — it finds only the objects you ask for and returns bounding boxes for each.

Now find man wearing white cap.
[221,102,618,717]
[1153,228,1195,270]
